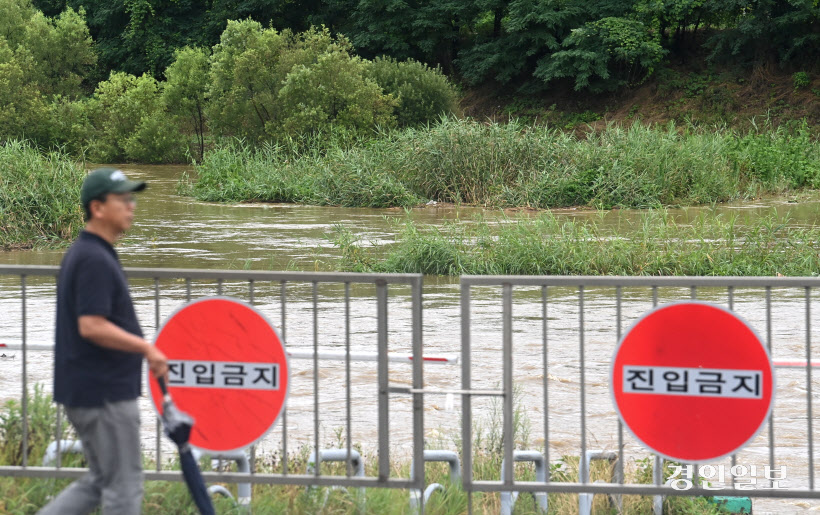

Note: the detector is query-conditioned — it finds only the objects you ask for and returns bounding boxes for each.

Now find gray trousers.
[38,399,143,515]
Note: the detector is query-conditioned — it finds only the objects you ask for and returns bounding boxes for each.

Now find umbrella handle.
[157,376,170,396]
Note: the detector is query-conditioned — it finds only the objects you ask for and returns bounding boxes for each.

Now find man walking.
[39,167,168,515]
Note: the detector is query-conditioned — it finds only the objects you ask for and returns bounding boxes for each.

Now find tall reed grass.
[0,141,85,249]
[186,141,422,208]
[331,210,820,276]
[188,118,820,209]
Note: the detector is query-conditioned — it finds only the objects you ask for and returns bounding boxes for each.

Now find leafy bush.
[0,1,95,99]
[207,23,347,143]
[367,56,459,128]
[793,71,810,90]
[207,23,397,144]
[86,71,185,163]
[278,50,397,137]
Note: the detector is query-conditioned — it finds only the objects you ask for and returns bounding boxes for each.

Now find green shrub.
[87,71,186,163]
[793,71,810,90]
[0,1,95,100]
[0,140,84,249]
[207,23,397,145]
[368,56,459,128]
[278,50,397,138]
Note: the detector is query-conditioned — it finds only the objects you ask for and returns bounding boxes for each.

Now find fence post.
[409,450,461,513]
[500,450,548,515]
[578,451,620,515]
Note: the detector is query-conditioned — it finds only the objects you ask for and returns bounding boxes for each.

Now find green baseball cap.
[81,167,146,208]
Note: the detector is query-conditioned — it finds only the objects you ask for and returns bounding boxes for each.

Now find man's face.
[90,192,137,233]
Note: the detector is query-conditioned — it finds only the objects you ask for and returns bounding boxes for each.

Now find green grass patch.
[330,210,820,276]
[187,118,820,211]
[0,140,84,249]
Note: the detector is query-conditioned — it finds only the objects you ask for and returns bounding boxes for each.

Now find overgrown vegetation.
[189,118,820,209]
[29,0,820,96]
[0,2,461,163]
[0,140,84,249]
[330,210,820,277]
[0,385,724,513]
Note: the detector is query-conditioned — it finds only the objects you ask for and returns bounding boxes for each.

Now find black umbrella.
[158,377,216,515]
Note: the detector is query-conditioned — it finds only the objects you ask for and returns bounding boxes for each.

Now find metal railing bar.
[412,276,425,496]
[312,281,320,479]
[767,286,774,487]
[651,286,661,514]
[579,286,587,485]
[345,282,353,478]
[460,281,473,499]
[728,286,737,486]
[154,278,161,472]
[806,286,815,490]
[376,280,390,482]
[280,281,288,476]
[616,286,624,487]
[0,266,813,287]
[502,283,513,487]
[460,275,820,288]
[21,275,28,468]
[542,285,550,483]
[249,279,256,474]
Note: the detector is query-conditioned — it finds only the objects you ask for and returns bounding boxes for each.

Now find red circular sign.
[611,302,774,463]
[149,297,289,453]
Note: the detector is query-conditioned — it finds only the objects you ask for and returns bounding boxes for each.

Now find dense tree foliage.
[27,0,820,93]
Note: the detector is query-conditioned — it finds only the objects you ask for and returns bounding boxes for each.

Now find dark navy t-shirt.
[54,231,144,407]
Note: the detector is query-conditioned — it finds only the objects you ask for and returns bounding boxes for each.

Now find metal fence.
[0,265,426,494]
[460,275,820,513]
[3,266,820,513]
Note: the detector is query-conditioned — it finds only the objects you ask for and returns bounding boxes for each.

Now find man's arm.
[78,315,169,379]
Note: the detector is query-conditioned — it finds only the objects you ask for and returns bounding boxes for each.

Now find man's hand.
[78,315,169,379]
[145,345,169,380]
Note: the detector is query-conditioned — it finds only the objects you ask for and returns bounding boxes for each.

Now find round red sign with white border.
[611,301,774,463]
[149,297,289,453]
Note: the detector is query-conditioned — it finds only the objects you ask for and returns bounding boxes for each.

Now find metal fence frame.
[0,265,425,493]
[4,266,820,511]
[460,274,820,511]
